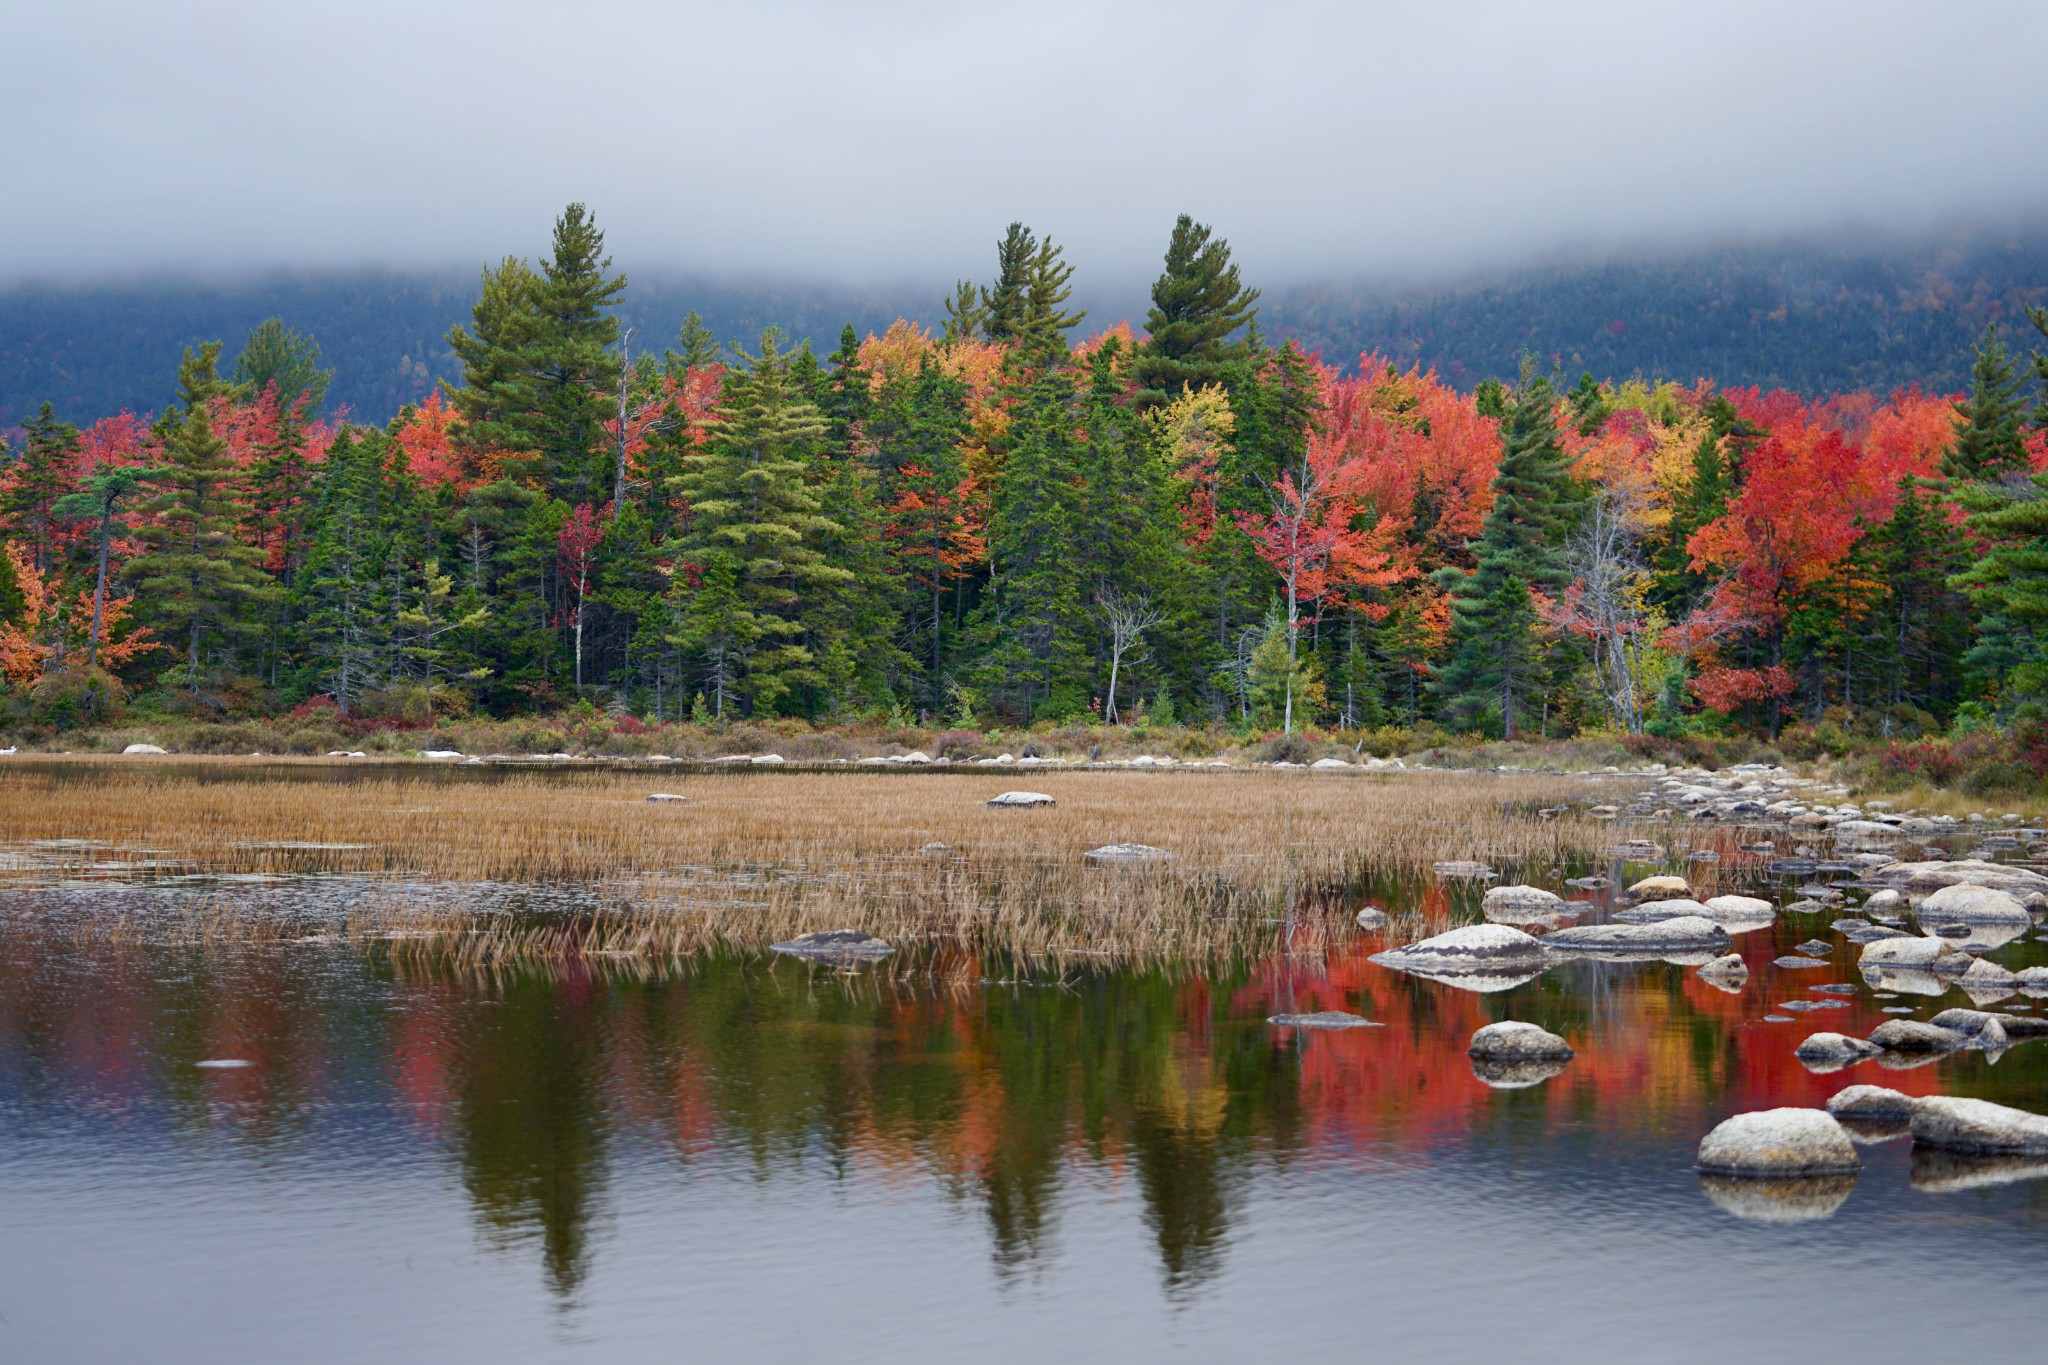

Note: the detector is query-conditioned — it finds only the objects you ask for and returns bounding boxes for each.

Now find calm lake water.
[4,843,2048,1362]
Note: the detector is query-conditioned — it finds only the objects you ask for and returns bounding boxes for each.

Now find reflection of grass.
[3,760,1628,963]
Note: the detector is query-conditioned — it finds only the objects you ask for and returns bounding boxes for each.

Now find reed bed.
[0,760,1636,964]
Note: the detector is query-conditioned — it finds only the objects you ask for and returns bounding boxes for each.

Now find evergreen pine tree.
[296,429,404,712]
[231,317,332,412]
[667,311,721,372]
[445,204,625,500]
[669,331,850,713]
[1945,323,2030,480]
[980,223,1037,343]
[1566,371,1610,436]
[1016,234,1084,364]
[1433,374,1577,735]
[972,368,1089,718]
[5,403,82,574]
[941,279,986,343]
[2030,305,2048,430]
[1870,476,1970,716]
[445,255,540,449]
[1952,467,2048,707]
[125,345,276,692]
[1132,216,1260,409]
[523,203,626,499]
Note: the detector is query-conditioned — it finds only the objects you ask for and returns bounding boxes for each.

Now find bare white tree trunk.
[1097,591,1165,724]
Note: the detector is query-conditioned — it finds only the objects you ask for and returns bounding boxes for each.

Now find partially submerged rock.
[1083,843,1173,864]
[1703,894,1777,923]
[1794,1033,1881,1068]
[769,929,896,964]
[1370,923,1552,972]
[1859,963,1949,996]
[1870,859,2048,898]
[1628,874,1693,899]
[1697,953,1750,991]
[1697,1108,1860,1177]
[1481,884,1565,913]
[1910,1096,2048,1155]
[1543,915,1731,954]
[1954,956,2020,1004]
[1353,906,1389,930]
[1858,935,1964,968]
[122,742,168,755]
[1612,897,1711,923]
[1867,1019,1968,1053]
[1927,1007,2048,1041]
[1826,1084,1919,1123]
[1432,860,1496,879]
[1919,882,2032,923]
[986,791,1055,808]
[1267,1011,1379,1029]
[1468,1020,1575,1061]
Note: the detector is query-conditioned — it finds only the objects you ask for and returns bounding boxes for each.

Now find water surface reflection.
[4,907,2048,1361]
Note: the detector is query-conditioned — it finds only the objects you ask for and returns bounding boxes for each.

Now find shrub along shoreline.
[3,712,2041,812]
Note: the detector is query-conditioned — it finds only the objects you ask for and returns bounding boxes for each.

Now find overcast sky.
[5,0,2046,291]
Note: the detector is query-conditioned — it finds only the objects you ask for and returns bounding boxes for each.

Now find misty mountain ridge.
[4,227,2045,429]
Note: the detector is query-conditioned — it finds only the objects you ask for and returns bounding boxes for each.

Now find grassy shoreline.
[0,761,1640,964]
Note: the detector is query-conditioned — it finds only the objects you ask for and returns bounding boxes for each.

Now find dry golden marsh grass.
[0,759,1636,964]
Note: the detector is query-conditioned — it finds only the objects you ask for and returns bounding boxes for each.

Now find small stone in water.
[1778,999,1850,1011]
[1763,1015,1795,1023]
[1872,992,1898,999]
[1794,939,1834,956]
[1882,1007,1916,1014]
[1268,1012,1379,1030]
[195,1059,254,1069]
[1810,984,1857,995]
[1774,956,1832,969]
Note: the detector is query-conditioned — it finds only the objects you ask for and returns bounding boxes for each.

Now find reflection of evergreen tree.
[451,971,611,1300]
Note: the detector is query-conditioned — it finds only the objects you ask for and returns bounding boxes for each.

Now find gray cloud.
[5,0,2045,290]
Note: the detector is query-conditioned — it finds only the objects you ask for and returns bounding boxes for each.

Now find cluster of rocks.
[1696,1090,2048,1219]
[1796,1006,2048,1071]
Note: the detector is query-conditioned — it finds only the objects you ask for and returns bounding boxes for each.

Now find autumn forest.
[4,205,2048,769]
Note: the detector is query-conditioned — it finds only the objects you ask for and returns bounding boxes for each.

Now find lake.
[4,860,2047,1363]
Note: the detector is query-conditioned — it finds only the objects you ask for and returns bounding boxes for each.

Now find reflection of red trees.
[0,921,1981,1184]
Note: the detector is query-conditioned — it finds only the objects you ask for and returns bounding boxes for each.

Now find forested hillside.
[3,205,2047,768]
[5,229,2045,428]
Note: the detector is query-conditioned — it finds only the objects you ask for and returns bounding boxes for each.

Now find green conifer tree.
[668,331,850,713]
[1952,467,2048,708]
[5,403,82,574]
[1945,323,2031,481]
[231,317,332,412]
[1433,374,1578,735]
[1132,216,1260,409]
[296,429,404,712]
[1565,371,1610,436]
[125,345,277,692]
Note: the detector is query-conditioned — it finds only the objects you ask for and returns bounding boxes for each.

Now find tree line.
[3,203,2047,741]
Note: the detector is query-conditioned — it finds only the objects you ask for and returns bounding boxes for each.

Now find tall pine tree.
[1945,323,2031,481]
[125,345,276,692]
[668,331,849,714]
[1133,216,1260,409]
[1433,374,1578,736]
